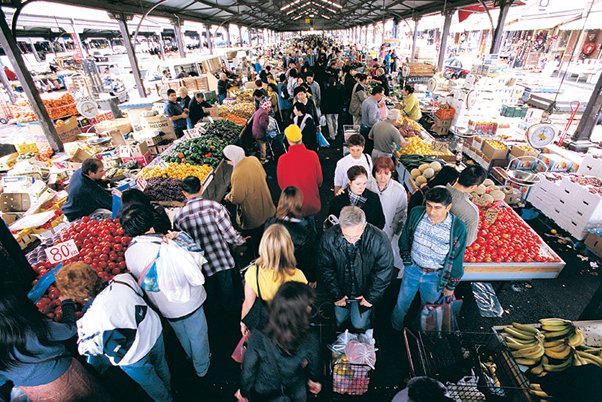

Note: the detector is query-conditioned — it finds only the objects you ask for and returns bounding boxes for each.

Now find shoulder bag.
[241,265,268,331]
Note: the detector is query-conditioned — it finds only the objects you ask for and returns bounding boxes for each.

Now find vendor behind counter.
[61,158,112,222]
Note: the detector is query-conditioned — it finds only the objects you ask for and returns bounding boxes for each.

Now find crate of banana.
[501,319,602,400]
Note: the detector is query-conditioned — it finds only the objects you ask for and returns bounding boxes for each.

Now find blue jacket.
[62,169,112,221]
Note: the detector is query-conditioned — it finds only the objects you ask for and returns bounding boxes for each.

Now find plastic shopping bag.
[156,239,206,303]
[420,295,463,334]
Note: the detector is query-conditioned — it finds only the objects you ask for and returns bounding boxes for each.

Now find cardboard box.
[482,140,508,160]
[585,232,602,258]
[538,153,573,172]
[203,107,219,118]
[95,118,132,136]
[578,154,602,177]
[119,142,149,159]
[101,129,128,146]
[15,142,38,155]
[140,114,176,138]
[57,126,81,143]
[72,148,94,163]
[121,150,154,167]
[0,193,31,212]
[511,145,540,159]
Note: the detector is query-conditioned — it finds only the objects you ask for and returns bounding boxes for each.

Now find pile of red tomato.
[32,216,132,320]
[464,205,561,264]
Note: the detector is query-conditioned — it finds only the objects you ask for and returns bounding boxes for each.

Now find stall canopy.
[504,14,581,32]
[559,10,602,31]
[29,0,484,31]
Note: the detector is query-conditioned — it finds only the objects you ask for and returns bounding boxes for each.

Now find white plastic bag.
[156,239,207,303]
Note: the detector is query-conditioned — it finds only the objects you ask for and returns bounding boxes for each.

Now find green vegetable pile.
[203,120,243,143]
[163,136,228,167]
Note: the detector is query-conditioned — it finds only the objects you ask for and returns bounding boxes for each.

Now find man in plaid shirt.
[175,176,245,312]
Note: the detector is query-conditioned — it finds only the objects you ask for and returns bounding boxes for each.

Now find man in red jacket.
[277,124,323,217]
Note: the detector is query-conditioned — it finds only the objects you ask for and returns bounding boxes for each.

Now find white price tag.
[188,128,201,139]
[45,239,79,264]
[157,159,169,168]
[136,175,148,191]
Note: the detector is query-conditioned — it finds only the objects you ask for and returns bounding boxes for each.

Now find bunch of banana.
[503,323,545,366]
[574,349,602,367]
[538,318,582,362]
[529,383,553,400]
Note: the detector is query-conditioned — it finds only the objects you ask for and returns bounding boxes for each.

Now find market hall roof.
[25,0,485,31]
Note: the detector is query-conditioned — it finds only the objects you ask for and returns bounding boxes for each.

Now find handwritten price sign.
[45,239,79,264]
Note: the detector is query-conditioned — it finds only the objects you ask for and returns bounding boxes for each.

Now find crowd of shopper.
[1,38,491,402]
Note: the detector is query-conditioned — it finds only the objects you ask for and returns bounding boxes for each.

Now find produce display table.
[396,161,565,281]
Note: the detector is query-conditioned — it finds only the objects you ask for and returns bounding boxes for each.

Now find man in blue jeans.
[391,186,467,331]
[318,206,394,331]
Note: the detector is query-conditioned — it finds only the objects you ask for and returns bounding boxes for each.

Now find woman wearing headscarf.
[223,145,275,257]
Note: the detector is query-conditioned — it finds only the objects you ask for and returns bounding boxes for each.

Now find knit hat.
[284,124,302,143]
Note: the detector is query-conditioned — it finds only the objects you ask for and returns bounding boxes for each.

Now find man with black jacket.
[188,92,212,127]
[318,206,394,330]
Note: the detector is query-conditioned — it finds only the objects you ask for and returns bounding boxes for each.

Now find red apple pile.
[31,216,132,320]
[464,205,561,264]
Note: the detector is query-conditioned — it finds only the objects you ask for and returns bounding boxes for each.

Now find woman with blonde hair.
[265,186,317,284]
[240,224,307,336]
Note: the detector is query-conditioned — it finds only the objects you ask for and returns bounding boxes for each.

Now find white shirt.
[76,274,162,366]
[369,179,407,268]
[125,235,206,319]
[333,153,374,189]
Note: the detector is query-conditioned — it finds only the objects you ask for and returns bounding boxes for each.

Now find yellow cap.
[284,124,302,143]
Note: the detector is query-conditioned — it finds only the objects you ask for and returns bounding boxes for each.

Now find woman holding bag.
[240,224,307,337]
[120,205,211,379]
[236,282,322,402]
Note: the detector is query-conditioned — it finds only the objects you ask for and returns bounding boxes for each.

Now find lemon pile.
[486,140,507,150]
[141,163,212,181]
[397,137,453,157]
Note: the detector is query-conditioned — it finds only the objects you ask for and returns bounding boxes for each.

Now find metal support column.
[0,59,16,104]
[490,0,513,54]
[173,20,186,58]
[0,8,62,151]
[363,26,368,45]
[437,11,454,71]
[411,18,420,62]
[568,71,602,149]
[226,24,232,47]
[237,25,243,46]
[116,15,146,98]
[392,17,399,39]
[158,33,166,59]
[28,38,42,63]
[70,20,86,58]
[206,25,213,54]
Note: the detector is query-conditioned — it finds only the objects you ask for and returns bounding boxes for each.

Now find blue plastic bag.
[317,131,330,148]
[27,263,64,303]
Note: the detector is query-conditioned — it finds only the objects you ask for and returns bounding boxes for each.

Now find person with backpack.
[120,205,211,379]
[55,262,172,402]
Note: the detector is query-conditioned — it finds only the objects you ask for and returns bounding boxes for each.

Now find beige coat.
[229,156,275,230]
[348,82,368,117]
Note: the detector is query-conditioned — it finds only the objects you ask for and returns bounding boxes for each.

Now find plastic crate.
[331,362,371,395]
[404,329,532,402]
[434,107,455,120]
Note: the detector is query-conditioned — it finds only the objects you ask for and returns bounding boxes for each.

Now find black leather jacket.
[317,224,394,305]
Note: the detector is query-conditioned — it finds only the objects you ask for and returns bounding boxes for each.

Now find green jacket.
[399,206,467,291]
